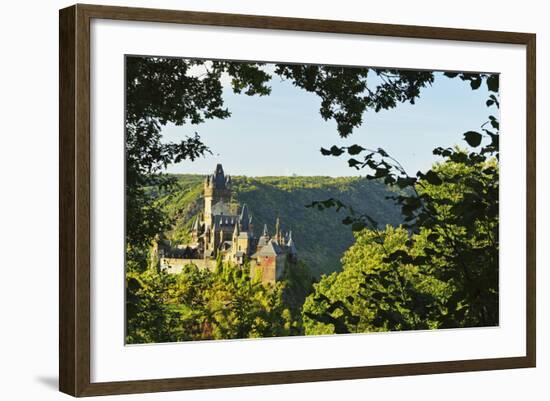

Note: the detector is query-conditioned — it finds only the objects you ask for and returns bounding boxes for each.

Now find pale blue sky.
[161,69,494,177]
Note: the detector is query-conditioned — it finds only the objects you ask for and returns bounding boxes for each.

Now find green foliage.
[304,73,500,332]
[303,226,449,334]
[281,261,315,333]
[159,175,404,277]
[304,147,500,334]
[276,65,434,137]
[126,262,311,344]
[443,72,499,93]
[126,269,185,343]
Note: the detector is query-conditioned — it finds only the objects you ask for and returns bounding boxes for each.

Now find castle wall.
[252,254,286,284]
[237,237,249,254]
[274,254,286,280]
[204,186,231,226]
[160,257,216,274]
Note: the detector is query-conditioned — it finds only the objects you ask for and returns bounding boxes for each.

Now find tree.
[303,226,448,334]
[275,65,434,137]
[305,73,500,331]
[126,262,297,343]
[281,260,315,334]
[126,268,184,343]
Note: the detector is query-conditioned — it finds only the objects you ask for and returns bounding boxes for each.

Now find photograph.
[124,55,500,344]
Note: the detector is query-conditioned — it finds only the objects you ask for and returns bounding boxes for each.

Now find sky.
[160,67,494,177]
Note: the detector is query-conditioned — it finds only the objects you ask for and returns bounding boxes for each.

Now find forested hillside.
[159,174,404,277]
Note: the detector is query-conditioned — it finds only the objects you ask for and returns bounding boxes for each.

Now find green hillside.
[159,175,404,277]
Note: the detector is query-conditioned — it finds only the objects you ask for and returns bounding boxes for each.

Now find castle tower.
[204,164,232,226]
[204,226,211,251]
[232,220,240,244]
[256,224,270,252]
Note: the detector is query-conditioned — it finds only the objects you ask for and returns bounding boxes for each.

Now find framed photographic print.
[59,4,536,397]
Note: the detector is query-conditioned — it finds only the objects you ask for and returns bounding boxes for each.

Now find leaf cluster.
[305,74,500,332]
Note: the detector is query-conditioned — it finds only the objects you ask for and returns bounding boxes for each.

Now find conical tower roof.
[233,220,240,237]
[212,164,226,188]
[287,230,297,254]
[257,224,270,248]
[239,204,249,231]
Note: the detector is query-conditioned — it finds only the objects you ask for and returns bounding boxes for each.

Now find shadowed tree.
[305,73,499,331]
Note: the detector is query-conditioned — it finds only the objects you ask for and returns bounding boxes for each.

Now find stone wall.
[160,257,216,274]
[252,254,286,283]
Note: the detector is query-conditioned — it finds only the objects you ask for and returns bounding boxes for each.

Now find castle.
[155,164,297,283]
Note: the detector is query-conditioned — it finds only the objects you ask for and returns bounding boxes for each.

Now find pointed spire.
[275,217,280,241]
[287,230,296,254]
[239,204,249,231]
[233,221,240,237]
[213,164,226,188]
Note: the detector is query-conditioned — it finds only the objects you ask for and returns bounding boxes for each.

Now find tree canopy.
[304,72,499,332]
[126,261,312,343]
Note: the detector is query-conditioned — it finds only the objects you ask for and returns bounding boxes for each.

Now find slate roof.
[287,230,296,254]
[253,239,283,257]
[239,204,250,231]
[257,235,269,248]
[212,214,239,229]
[212,164,226,188]
[287,238,297,254]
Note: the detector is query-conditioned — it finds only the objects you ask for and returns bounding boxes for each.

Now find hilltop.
[159,174,404,277]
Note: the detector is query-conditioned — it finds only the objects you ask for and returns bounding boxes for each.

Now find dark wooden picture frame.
[59,3,536,397]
